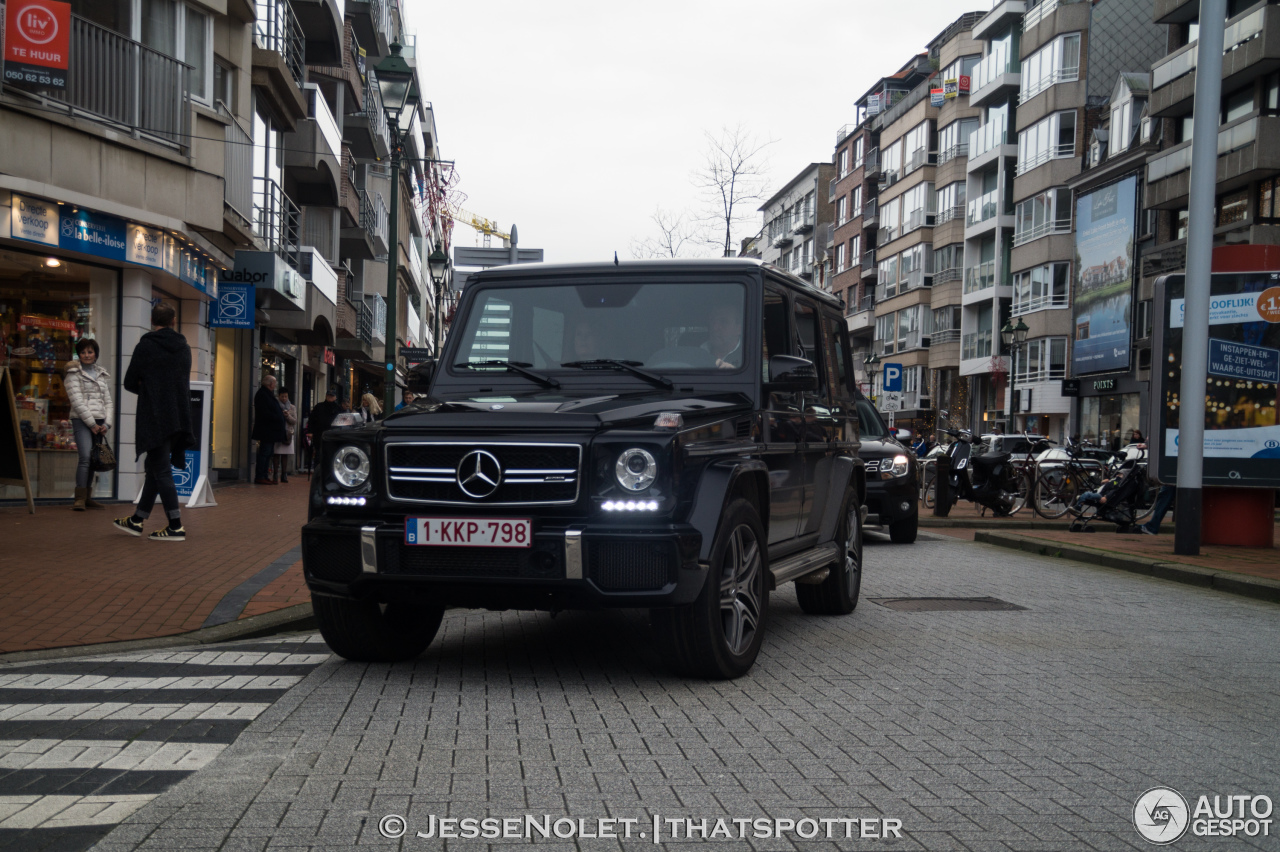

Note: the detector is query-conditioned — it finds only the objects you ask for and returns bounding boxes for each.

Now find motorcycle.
[938,427,1025,517]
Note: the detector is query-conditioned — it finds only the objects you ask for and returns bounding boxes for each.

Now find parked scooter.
[938,427,1025,517]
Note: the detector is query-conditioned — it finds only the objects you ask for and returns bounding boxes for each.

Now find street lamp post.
[864,353,881,405]
[1000,318,1029,433]
[374,43,420,416]
[427,242,447,358]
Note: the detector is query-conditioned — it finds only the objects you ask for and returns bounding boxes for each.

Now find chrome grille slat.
[385,442,582,506]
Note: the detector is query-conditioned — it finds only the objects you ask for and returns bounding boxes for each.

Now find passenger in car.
[703,302,743,368]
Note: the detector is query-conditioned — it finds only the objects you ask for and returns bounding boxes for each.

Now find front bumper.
[864,476,917,525]
[302,517,705,610]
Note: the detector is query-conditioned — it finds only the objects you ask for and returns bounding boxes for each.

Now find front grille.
[864,458,881,473]
[386,442,581,505]
[386,540,563,580]
[588,540,678,591]
[304,535,362,583]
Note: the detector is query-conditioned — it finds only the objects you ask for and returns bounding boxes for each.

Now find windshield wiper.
[454,360,560,389]
[560,359,673,389]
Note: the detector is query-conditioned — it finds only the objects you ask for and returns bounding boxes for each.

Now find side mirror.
[765,355,818,393]
[407,359,436,394]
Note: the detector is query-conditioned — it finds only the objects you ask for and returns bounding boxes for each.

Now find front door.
[793,298,836,536]
[762,286,802,545]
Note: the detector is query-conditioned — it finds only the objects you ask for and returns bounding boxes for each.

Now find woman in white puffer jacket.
[64,338,114,510]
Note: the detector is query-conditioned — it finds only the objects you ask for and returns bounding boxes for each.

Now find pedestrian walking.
[113,303,192,541]
[65,337,113,511]
[273,386,297,483]
[360,392,383,423]
[1140,484,1176,535]
[251,375,287,485]
[394,390,416,412]
[308,388,341,446]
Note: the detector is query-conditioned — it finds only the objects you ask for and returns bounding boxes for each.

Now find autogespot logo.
[1134,787,1190,845]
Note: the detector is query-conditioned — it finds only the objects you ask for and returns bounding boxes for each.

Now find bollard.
[933,453,952,517]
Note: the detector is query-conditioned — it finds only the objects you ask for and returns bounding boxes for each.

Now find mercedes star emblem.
[456,449,502,498]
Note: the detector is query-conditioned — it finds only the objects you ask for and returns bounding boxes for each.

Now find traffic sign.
[882,391,903,411]
[882,362,903,392]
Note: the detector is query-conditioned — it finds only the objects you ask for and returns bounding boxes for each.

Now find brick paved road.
[79,535,1280,850]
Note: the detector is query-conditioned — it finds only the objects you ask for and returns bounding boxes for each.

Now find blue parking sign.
[882,362,903,392]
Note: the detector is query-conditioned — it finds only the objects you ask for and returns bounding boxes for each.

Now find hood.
[382,388,754,431]
[858,435,909,459]
[140,327,189,353]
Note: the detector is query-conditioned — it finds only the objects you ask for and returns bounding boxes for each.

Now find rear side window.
[822,313,851,401]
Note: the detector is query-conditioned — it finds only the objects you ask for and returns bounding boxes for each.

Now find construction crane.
[446,206,510,247]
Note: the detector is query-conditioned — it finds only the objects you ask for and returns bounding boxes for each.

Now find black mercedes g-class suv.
[303,259,868,678]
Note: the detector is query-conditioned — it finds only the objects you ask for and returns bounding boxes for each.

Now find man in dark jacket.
[251,374,287,484]
[114,303,193,542]
[308,388,341,445]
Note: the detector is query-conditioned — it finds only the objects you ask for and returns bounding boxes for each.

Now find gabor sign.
[3,0,71,90]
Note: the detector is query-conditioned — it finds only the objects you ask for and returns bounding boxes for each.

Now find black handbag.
[89,433,117,472]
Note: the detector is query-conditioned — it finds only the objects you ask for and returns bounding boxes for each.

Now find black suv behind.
[304,260,868,678]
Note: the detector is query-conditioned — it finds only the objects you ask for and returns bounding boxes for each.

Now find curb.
[0,603,317,666]
[920,518,1073,530]
[974,531,1280,604]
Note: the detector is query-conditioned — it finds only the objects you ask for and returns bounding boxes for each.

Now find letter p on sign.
[882,363,903,392]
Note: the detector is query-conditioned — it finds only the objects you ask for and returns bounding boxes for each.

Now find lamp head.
[1001,321,1015,347]
[1013,318,1030,345]
[427,242,448,285]
[374,43,418,119]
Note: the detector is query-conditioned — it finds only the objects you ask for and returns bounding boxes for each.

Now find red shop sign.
[323,347,336,365]
[20,314,76,331]
[3,0,71,90]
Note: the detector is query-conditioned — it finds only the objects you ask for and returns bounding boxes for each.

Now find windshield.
[451,282,747,373]
[855,399,888,440]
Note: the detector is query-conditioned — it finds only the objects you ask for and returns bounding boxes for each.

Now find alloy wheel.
[719,524,763,656]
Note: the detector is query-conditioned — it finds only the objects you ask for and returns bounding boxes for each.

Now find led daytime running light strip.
[326,496,368,506]
[602,500,660,511]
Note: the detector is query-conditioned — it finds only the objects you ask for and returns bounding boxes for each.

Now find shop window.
[0,254,118,501]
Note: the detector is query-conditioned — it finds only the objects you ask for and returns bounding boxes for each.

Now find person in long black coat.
[251,374,288,484]
[113,303,193,541]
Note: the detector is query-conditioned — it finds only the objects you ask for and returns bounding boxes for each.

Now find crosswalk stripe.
[0,674,302,691]
[0,794,158,828]
[0,702,272,722]
[0,739,226,771]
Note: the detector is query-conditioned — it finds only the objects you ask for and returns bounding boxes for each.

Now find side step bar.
[770,542,840,586]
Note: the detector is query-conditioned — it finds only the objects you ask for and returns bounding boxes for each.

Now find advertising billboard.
[1150,273,1280,488]
[1072,175,1137,375]
[3,0,70,90]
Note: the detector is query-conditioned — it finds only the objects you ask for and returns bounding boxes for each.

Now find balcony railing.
[1013,290,1069,316]
[962,329,993,360]
[971,49,1016,94]
[1023,0,1073,31]
[906,146,936,174]
[863,199,878,226]
[1147,117,1259,183]
[1013,218,1072,247]
[934,266,962,285]
[936,204,964,226]
[836,122,861,144]
[862,249,877,271]
[357,298,374,345]
[930,328,961,344]
[1152,5,1268,90]
[223,107,253,220]
[937,143,969,165]
[864,148,882,178]
[1019,66,1081,104]
[255,0,306,86]
[966,188,1001,227]
[357,188,389,249]
[968,117,1009,160]
[964,260,996,294]
[357,71,391,152]
[10,15,193,154]
[252,177,301,269]
[307,86,343,159]
[1016,140,1076,176]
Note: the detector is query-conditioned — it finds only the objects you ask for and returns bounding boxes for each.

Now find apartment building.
[864,13,985,434]
[1137,0,1280,445]
[830,107,882,382]
[761,163,836,284]
[960,0,1162,442]
[0,0,443,499]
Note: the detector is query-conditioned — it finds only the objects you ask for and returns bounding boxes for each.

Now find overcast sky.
[406,0,991,264]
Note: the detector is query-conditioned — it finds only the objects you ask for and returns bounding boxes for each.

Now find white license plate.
[405,517,533,548]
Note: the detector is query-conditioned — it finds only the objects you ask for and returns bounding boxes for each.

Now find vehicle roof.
[464,258,845,310]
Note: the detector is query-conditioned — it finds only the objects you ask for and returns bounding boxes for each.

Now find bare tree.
[630,207,705,259]
[693,125,774,257]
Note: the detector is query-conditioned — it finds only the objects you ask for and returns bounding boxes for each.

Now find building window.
[938,117,980,164]
[1110,99,1134,154]
[214,58,235,111]
[1013,188,1072,246]
[878,253,900,297]
[940,54,981,89]
[902,182,935,233]
[1017,111,1077,175]
[839,147,850,177]
[135,0,213,103]
[850,235,861,267]
[881,139,903,183]
[836,196,847,226]
[933,243,963,280]
[1015,337,1068,382]
[904,120,935,173]
[962,303,994,360]
[854,137,865,169]
[835,243,847,273]
[1021,33,1081,102]
[897,305,923,352]
[1222,86,1254,124]
[1217,189,1249,227]
[1013,262,1070,315]
[900,244,932,292]
[875,312,896,355]
[851,186,862,218]
[936,181,967,224]
[1136,299,1153,340]
[879,197,901,246]
[1260,178,1280,221]
[931,305,962,343]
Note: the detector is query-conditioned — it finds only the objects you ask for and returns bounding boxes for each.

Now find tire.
[1033,470,1077,519]
[1133,477,1160,522]
[312,594,445,662]
[797,493,863,614]
[888,510,917,544]
[653,498,769,679]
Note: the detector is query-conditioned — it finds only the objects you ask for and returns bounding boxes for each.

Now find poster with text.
[1072,174,1137,375]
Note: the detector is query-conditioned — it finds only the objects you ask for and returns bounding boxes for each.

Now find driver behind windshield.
[703,302,743,369]
[570,320,601,361]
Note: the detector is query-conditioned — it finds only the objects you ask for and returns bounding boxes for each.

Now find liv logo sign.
[3,0,70,90]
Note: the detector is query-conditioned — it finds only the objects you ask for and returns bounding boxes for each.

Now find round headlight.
[332,444,370,488]
[615,448,657,491]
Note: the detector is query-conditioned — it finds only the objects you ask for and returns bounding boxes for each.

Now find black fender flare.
[688,459,770,563]
[818,455,864,544]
